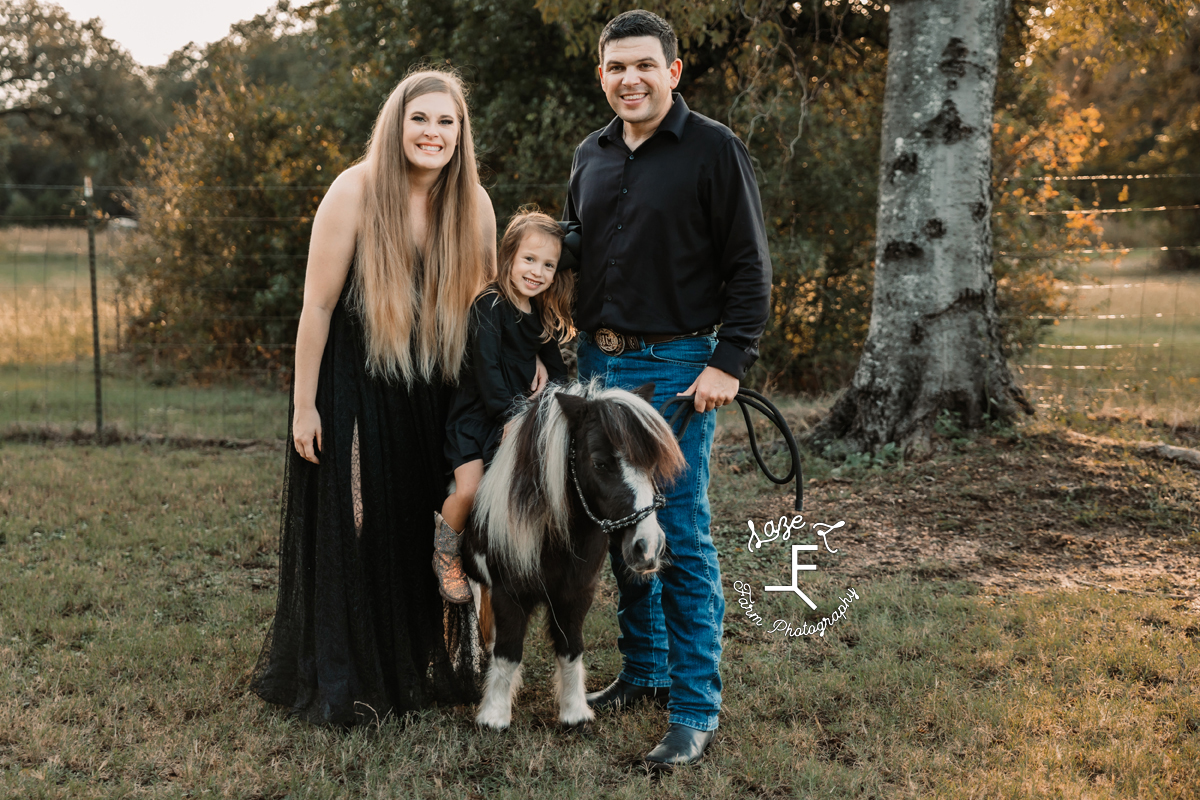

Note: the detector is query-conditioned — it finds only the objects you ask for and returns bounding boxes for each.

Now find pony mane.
[472,378,684,577]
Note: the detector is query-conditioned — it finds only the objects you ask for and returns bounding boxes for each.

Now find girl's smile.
[509,232,560,313]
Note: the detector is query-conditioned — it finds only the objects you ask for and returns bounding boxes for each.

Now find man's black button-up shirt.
[564,93,772,380]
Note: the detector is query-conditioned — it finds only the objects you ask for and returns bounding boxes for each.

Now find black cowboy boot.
[644,723,716,769]
[585,678,670,711]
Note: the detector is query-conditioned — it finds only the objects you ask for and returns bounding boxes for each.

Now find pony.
[463,378,685,730]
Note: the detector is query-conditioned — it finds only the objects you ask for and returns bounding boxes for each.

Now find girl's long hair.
[493,208,576,344]
[354,69,491,383]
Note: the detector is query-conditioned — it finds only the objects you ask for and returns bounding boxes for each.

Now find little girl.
[434,209,575,603]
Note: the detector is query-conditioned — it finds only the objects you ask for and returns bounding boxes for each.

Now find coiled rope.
[659,388,804,512]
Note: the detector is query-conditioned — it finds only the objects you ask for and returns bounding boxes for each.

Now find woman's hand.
[293,406,323,464]
[531,354,549,396]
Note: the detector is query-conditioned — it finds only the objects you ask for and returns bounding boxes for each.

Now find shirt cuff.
[708,340,756,382]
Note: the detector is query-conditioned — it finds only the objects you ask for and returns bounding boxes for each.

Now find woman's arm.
[292,166,365,464]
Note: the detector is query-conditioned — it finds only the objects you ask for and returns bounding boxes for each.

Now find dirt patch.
[737,429,1200,607]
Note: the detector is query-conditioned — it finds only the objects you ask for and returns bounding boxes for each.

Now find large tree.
[811,0,1030,455]
[0,0,157,216]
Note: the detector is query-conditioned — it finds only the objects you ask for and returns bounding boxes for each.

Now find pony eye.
[592,459,608,472]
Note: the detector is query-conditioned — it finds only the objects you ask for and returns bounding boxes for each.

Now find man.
[563,9,772,768]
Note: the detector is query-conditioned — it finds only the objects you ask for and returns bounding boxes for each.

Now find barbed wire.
[1026,204,1200,217]
[1001,172,1200,182]
[5,170,1200,195]
[999,244,1200,258]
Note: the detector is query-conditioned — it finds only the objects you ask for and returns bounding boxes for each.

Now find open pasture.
[1017,253,1200,411]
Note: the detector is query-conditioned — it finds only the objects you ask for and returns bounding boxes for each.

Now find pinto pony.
[462,379,685,730]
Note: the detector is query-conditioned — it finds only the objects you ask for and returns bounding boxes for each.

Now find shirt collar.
[598,93,690,147]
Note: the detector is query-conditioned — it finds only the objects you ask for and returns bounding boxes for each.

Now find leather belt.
[590,327,715,357]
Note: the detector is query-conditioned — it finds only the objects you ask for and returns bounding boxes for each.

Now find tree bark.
[811,0,1030,457]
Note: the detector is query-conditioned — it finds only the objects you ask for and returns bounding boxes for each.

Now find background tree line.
[2,0,1195,392]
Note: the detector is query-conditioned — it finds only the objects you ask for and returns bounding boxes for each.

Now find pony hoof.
[475,719,510,732]
[562,720,595,738]
[475,709,512,731]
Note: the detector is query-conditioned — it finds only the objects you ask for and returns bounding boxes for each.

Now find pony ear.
[555,392,589,427]
[630,383,656,404]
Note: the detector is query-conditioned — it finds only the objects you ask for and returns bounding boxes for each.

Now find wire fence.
[1,218,291,441]
[2,177,1198,442]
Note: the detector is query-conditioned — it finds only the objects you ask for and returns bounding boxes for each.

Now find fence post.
[85,177,103,434]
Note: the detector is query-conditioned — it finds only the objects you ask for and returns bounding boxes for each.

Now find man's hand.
[531,354,549,396]
[680,366,739,413]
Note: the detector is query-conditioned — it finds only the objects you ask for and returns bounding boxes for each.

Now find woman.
[250,69,496,726]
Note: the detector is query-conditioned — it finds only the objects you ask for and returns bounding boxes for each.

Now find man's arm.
[682,136,772,412]
[704,135,773,383]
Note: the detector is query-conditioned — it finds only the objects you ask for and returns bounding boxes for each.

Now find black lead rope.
[659,388,803,512]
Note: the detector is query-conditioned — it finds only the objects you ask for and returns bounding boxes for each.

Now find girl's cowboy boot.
[433,512,472,604]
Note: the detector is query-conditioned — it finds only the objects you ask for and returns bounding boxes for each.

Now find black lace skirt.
[251,296,482,725]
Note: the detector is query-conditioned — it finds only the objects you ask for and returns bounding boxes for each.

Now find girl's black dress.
[251,271,482,726]
[445,289,568,469]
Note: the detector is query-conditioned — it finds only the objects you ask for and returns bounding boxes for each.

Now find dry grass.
[2,410,1199,798]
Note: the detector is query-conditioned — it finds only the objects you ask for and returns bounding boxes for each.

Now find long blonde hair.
[493,208,576,344]
[354,69,490,383]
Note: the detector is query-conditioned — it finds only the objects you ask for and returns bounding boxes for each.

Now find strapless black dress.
[251,274,482,725]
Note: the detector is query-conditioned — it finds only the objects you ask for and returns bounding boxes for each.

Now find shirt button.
[628,155,634,160]
[605,294,612,301]
[609,259,615,265]
[616,224,623,230]
[622,188,628,194]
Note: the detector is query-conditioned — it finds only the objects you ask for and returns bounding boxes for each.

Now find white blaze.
[619,456,663,568]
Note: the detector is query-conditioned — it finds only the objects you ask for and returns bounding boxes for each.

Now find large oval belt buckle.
[594,328,624,356]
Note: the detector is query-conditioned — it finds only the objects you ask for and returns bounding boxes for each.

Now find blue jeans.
[577,331,724,732]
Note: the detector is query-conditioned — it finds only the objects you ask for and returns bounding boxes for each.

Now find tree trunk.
[811,0,1031,457]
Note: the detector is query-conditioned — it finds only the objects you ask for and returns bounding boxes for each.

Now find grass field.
[2,408,1198,798]
[1,226,289,440]
[1015,252,1200,412]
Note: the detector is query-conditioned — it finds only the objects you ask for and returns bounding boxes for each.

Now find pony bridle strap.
[568,445,666,535]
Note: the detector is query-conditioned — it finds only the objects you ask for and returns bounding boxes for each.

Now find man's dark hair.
[598,10,678,65]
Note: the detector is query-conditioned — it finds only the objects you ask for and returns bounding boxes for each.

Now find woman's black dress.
[251,273,482,726]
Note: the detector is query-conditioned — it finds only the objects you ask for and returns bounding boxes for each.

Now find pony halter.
[568,445,666,535]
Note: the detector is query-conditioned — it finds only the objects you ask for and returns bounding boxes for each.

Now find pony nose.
[632,537,648,562]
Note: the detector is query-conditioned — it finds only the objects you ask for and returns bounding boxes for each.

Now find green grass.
[1,226,287,439]
[2,440,1198,798]
[0,225,102,288]
[1015,258,1200,409]
[0,365,289,440]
